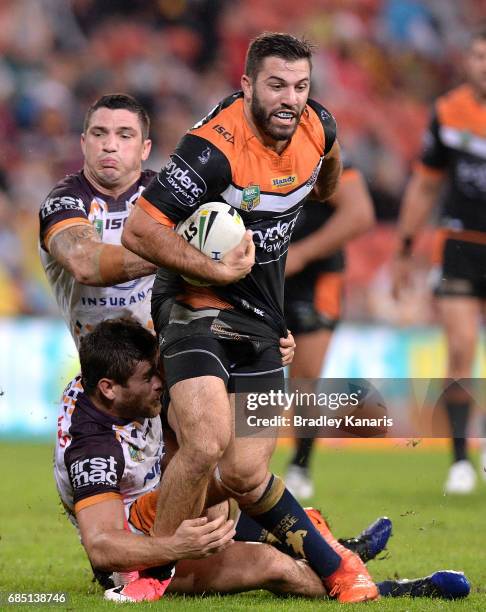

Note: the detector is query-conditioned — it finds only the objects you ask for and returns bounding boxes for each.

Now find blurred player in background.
[39,94,157,346]
[284,155,375,499]
[393,27,486,494]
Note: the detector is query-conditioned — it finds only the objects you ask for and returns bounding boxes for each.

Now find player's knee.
[220,464,267,496]
[180,437,228,473]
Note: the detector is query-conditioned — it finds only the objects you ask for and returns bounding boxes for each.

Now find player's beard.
[250,93,301,142]
[119,394,162,420]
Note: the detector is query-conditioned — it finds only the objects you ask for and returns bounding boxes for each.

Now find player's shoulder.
[44,170,91,202]
[40,170,93,221]
[306,98,336,127]
[189,92,245,152]
[436,84,474,121]
[302,98,337,155]
[66,391,125,451]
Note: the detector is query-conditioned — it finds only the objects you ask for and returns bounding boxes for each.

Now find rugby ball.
[176,202,246,286]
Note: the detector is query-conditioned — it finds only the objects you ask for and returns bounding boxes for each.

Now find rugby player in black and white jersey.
[122,32,379,603]
[39,94,158,345]
[56,318,470,603]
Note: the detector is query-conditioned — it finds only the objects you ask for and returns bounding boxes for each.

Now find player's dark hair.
[79,317,157,394]
[245,32,314,80]
[470,25,486,46]
[83,93,150,139]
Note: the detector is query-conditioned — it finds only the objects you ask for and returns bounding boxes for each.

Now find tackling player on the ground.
[122,32,381,603]
[392,27,486,494]
[55,317,470,603]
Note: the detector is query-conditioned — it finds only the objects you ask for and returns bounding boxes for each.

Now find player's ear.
[80,133,86,155]
[241,74,252,99]
[98,378,117,401]
[142,138,152,162]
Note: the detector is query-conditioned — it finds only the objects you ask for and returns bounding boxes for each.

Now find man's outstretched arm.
[77,497,235,573]
[47,224,157,287]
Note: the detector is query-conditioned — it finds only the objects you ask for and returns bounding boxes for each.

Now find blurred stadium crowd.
[0,0,483,321]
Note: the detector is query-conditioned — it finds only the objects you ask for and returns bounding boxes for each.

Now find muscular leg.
[218,432,345,580]
[168,542,325,597]
[152,376,232,536]
[169,542,470,601]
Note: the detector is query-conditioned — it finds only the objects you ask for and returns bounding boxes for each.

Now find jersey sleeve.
[39,176,91,250]
[140,134,232,224]
[64,434,125,512]
[418,107,448,170]
[306,99,337,155]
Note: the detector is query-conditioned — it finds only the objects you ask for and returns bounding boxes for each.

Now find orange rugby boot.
[305,507,380,603]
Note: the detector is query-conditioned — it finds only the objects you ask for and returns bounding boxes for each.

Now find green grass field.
[1,441,485,610]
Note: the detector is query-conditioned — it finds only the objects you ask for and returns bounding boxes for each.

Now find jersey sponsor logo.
[252,216,298,254]
[70,456,118,488]
[271,175,297,190]
[163,155,207,206]
[40,195,85,219]
[198,147,211,164]
[80,288,151,306]
[212,124,235,144]
[241,185,260,211]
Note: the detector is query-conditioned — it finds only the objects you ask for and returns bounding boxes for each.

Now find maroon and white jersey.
[54,375,163,527]
[39,170,156,347]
